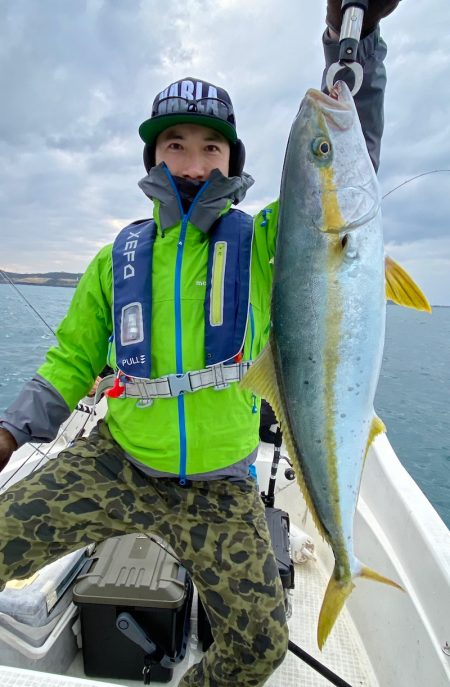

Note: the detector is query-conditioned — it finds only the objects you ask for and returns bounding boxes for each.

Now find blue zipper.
[163,166,210,484]
[249,305,258,413]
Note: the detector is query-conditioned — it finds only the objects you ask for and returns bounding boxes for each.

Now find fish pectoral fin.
[240,337,279,401]
[365,414,386,459]
[385,255,432,312]
[318,564,404,650]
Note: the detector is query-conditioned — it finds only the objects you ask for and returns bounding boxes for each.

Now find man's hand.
[0,428,18,473]
[327,1,401,37]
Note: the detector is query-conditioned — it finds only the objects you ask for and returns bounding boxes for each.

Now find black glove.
[326,1,401,37]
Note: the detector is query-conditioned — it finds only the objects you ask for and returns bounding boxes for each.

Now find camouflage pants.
[0,421,288,686]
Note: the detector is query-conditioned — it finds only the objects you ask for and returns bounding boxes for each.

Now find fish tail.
[317,571,355,650]
[317,564,404,650]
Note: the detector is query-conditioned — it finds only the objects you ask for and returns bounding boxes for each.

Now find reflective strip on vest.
[210,241,227,327]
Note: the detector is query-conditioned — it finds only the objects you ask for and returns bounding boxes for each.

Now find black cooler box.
[73,534,193,682]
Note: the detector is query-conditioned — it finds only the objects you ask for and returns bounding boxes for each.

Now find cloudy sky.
[1,0,449,305]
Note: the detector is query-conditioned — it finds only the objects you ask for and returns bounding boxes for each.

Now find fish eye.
[312,137,332,159]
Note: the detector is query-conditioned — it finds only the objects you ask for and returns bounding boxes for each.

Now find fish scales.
[242,81,402,648]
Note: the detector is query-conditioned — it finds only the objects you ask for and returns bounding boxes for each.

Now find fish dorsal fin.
[385,256,432,312]
[365,414,386,459]
[241,337,327,540]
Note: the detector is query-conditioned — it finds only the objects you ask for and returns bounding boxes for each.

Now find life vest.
[111,209,254,379]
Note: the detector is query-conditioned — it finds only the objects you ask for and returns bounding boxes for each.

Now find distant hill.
[0,270,82,288]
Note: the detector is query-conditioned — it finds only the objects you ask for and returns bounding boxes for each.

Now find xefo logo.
[122,230,141,280]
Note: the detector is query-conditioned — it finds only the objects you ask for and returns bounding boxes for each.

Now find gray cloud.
[1,0,449,305]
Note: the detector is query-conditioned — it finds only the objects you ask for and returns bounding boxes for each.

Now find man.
[0,4,400,685]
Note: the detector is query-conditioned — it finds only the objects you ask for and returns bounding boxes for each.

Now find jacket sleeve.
[0,245,113,446]
[322,27,387,171]
[253,200,279,265]
[0,376,71,447]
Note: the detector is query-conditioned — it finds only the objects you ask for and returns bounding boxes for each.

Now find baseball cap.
[139,77,238,146]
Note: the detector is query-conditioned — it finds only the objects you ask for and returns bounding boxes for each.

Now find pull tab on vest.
[112,209,254,379]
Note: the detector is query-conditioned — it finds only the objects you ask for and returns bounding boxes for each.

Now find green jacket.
[37,168,279,476]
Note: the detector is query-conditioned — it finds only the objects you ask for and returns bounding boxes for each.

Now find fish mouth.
[303,83,354,130]
[307,84,352,106]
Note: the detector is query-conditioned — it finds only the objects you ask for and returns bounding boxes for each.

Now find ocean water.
[0,283,449,527]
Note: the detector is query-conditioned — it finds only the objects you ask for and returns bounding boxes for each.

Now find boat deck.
[0,558,378,687]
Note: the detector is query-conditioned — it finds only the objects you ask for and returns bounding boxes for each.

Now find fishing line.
[0,441,51,493]
[382,169,450,200]
[0,268,56,337]
[0,406,92,493]
[0,269,99,490]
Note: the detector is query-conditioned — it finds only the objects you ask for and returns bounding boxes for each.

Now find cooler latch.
[116,611,187,684]
[116,612,164,683]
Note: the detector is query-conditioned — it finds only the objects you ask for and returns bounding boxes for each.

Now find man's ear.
[143,143,155,173]
[229,139,246,177]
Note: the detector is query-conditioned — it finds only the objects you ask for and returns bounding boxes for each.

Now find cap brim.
[139,113,237,146]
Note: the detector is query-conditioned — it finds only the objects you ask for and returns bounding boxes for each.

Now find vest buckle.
[167,373,193,397]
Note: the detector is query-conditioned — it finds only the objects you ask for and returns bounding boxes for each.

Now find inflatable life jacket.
[109,209,254,391]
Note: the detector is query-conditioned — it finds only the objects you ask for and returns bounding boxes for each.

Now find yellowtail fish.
[242,81,430,649]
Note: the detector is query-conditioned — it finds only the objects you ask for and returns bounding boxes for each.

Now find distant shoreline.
[0,271,448,307]
[0,270,82,289]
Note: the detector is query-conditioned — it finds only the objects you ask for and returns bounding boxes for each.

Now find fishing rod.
[382,169,450,200]
[0,268,56,336]
[288,641,352,686]
[0,268,80,489]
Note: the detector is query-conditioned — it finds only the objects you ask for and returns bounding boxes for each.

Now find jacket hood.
[138,163,254,234]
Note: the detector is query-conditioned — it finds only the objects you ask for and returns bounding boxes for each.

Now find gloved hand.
[0,428,18,473]
[326,1,401,37]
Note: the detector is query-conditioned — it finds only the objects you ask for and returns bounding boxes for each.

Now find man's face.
[155,123,230,180]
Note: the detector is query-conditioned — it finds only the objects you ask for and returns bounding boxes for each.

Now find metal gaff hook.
[326,0,368,96]
[326,61,364,96]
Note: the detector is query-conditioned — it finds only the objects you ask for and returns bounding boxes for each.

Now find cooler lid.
[72,534,187,608]
[0,547,89,626]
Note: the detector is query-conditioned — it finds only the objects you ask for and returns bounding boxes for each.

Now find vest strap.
[96,361,252,405]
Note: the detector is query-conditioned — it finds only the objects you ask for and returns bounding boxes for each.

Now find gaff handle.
[338,0,369,63]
